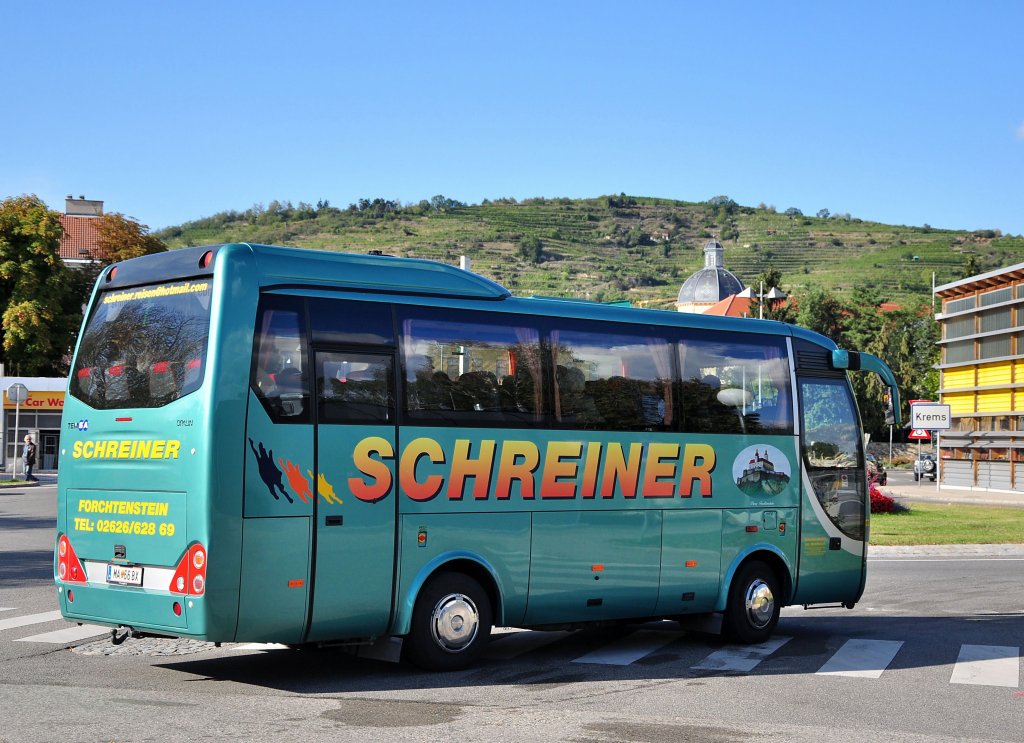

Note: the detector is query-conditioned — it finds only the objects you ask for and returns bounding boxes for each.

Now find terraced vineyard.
[157,196,1023,309]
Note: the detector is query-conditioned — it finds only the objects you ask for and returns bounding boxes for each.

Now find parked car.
[866,454,887,485]
[913,452,937,481]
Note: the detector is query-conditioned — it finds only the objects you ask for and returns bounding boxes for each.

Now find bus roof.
[101,243,838,349]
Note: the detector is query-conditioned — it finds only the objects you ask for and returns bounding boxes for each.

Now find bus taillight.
[57,535,87,584]
[169,543,207,596]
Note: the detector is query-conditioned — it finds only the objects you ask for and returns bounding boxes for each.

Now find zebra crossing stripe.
[488,630,568,660]
[231,643,291,652]
[572,629,680,666]
[691,636,791,673]
[950,645,1020,687]
[15,624,107,644]
[0,608,15,613]
[0,610,64,632]
[816,639,904,678]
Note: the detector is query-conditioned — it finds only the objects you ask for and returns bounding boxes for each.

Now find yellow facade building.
[935,262,1024,491]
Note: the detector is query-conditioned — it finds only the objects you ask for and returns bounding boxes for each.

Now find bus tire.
[405,572,492,671]
[723,560,780,644]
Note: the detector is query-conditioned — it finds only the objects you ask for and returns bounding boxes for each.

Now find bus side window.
[251,297,310,422]
[552,326,673,432]
[318,354,393,423]
[678,334,792,435]
[800,377,865,540]
[401,309,545,425]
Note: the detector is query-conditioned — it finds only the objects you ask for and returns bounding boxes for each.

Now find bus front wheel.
[723,560,780,644]
[405,572,492,671]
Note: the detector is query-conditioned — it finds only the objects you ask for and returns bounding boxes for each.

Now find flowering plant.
[869,483,907,514]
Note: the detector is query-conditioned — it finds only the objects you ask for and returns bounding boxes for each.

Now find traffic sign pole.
[6,383,29,480]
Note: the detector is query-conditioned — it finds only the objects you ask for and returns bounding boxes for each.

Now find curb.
[869,543,1024,557]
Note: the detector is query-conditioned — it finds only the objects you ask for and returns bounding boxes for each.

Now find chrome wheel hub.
[744,579,775,629]
[430,592,480,653]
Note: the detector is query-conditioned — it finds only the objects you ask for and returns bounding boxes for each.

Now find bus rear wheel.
[405,572,492,671]
[723,560,780,644]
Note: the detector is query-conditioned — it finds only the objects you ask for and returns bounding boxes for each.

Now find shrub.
[870,484,908,514]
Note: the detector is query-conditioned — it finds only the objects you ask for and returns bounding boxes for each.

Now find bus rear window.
[70,279,213,409]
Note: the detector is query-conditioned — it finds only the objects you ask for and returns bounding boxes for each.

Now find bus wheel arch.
[404,568,494,671]
[722,552,789,644]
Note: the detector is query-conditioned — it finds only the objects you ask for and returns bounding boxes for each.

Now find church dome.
[676,239,745,306]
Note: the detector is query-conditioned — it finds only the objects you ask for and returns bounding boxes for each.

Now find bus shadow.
[156,612,1024,693]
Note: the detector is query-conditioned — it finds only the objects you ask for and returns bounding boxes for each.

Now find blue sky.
[3,2,1023,235]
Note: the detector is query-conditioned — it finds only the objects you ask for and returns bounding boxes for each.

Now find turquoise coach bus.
[56,244,900,670]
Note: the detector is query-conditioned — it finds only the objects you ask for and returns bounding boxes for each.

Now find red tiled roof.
[59,215,102,261]
[704,293,753,317]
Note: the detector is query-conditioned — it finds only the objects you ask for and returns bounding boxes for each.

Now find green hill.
[155,195,1023,309]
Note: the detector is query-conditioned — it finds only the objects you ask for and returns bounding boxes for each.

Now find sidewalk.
[881,478,1024,509]
[869,543,1024,557]
[0,471,56,488]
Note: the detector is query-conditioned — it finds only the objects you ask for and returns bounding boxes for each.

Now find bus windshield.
[69,279,213,409]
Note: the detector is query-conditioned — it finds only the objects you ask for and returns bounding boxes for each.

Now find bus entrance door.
[307,351,397,643]
[794,376,867,605]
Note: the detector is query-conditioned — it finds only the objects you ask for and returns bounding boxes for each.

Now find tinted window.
[800,377,865,540]
[318,352,393,424]
[552,326,673,431]
[310,298,394,347]
[70,279,212,409]
[678,335,792,434]
[401,310,544,424]
[251,296,309,422]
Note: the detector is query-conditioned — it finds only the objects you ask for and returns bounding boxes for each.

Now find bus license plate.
[106,564,143,586]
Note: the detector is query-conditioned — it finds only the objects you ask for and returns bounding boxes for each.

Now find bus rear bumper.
[56,582,213,640]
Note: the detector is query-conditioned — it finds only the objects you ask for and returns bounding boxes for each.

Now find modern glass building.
[934,261,1024,492]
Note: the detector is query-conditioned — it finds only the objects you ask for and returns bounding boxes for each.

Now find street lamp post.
[738,282,788,319]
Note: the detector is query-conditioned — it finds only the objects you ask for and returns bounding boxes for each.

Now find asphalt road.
[2,481,1022,743]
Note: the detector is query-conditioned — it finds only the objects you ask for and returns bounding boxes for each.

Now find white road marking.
[816,639,904,678]
[15,624,107,644]
[230,643,291,652]
[572,629,680,666]
[487,630,568,660]
[691,637,792,673]
[0,607,15,613]
[0,610,64,632]
[950,644,1020,687]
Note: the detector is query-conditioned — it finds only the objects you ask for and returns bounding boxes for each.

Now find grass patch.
[869,503,1024,545]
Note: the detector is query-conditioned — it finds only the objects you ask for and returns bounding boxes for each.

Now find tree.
[796,287,845,342]
[962,252,979,278]
[0,195,87,375]
[784,207,803,217]
[519,235,543,263]
[94,212,167,264]
[816,208,830,219]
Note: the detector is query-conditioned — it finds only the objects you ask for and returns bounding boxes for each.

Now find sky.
[2,2,1023,235]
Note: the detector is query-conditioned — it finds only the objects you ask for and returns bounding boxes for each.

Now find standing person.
[22,435,38,482]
